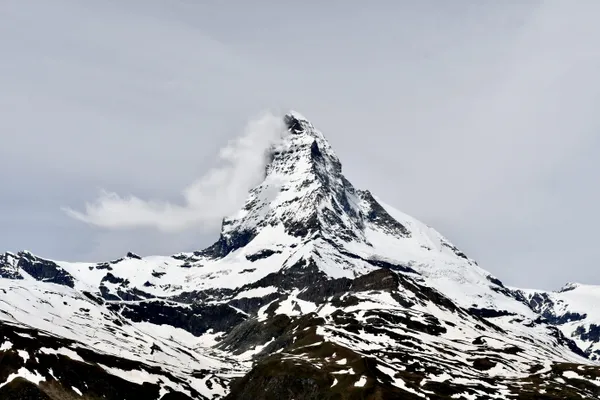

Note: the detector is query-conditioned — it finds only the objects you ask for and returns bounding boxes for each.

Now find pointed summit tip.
[284,110,312,135]
[287,110,309,121]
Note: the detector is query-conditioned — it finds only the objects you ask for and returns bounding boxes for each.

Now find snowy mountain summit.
[1,112,600,399]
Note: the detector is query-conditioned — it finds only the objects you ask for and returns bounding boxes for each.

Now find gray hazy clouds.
[1,0,599,290]
[65,112,287,232]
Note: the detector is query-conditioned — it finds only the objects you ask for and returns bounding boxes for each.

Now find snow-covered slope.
[0,113,521,312]
[0,279,243,399]
[516,283,600,361]
[1,112,599,399]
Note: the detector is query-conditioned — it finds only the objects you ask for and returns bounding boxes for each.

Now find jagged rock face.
[0,323,203,400]
[0,112,483,301]
[216,112,372,252]
[515,284,600,361]
[0,253,22,280]
[14,251,75,287]
[524,291,587,325]
[1,112,600,399]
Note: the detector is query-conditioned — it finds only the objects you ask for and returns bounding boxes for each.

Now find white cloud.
[64,112,287,232]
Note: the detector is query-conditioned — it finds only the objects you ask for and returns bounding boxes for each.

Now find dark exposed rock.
[120,287,155,301]
[310,140,322,159]
[361,257,416,274]
[286,212,320,238]
[0,253,23,279]
[468,308,516,318]
[224,358,332,400]
[81,291,105,305]
[352,268,401,292]
[486,275,505,287]
[520,291,588,326]
[102,273,129,286]
[554,312,587,325]
[473,336,486,345]
[224,356,421,400]
[440,241,470,261]
[547,326,588,358]
[109,300,246,336]
[359,190,410,237]
[201,229,257,259]
[99,286,121,301]
[246,249,282,262]
[172,288,235,304]
[364,309,447,336]
[574,324,600,344]
[126,252,142,260]
[229,292,281,315]
[284,114,306,134]
[249,259,328,294]
[218,314,294,355]
[472,358,497,371]
[0,379,53,400]
[15,252,75,288]
[95,262,114,270]
[0,322,199,400]
[558,283,579,293]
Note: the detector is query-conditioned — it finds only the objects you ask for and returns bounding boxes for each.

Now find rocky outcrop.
[0,322,200,400]
[8,252,75,287]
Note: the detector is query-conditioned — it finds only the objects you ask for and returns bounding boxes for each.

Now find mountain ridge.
[1,112,600,399]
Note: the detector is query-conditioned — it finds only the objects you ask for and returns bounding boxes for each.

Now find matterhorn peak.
[2,110,597,400]
[201,112,367,258]
[204,112,474,264]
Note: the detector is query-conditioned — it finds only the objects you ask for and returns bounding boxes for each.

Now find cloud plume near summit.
[64,112,287,232]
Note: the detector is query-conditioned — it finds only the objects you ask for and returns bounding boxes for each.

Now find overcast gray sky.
[2,0,599,290]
